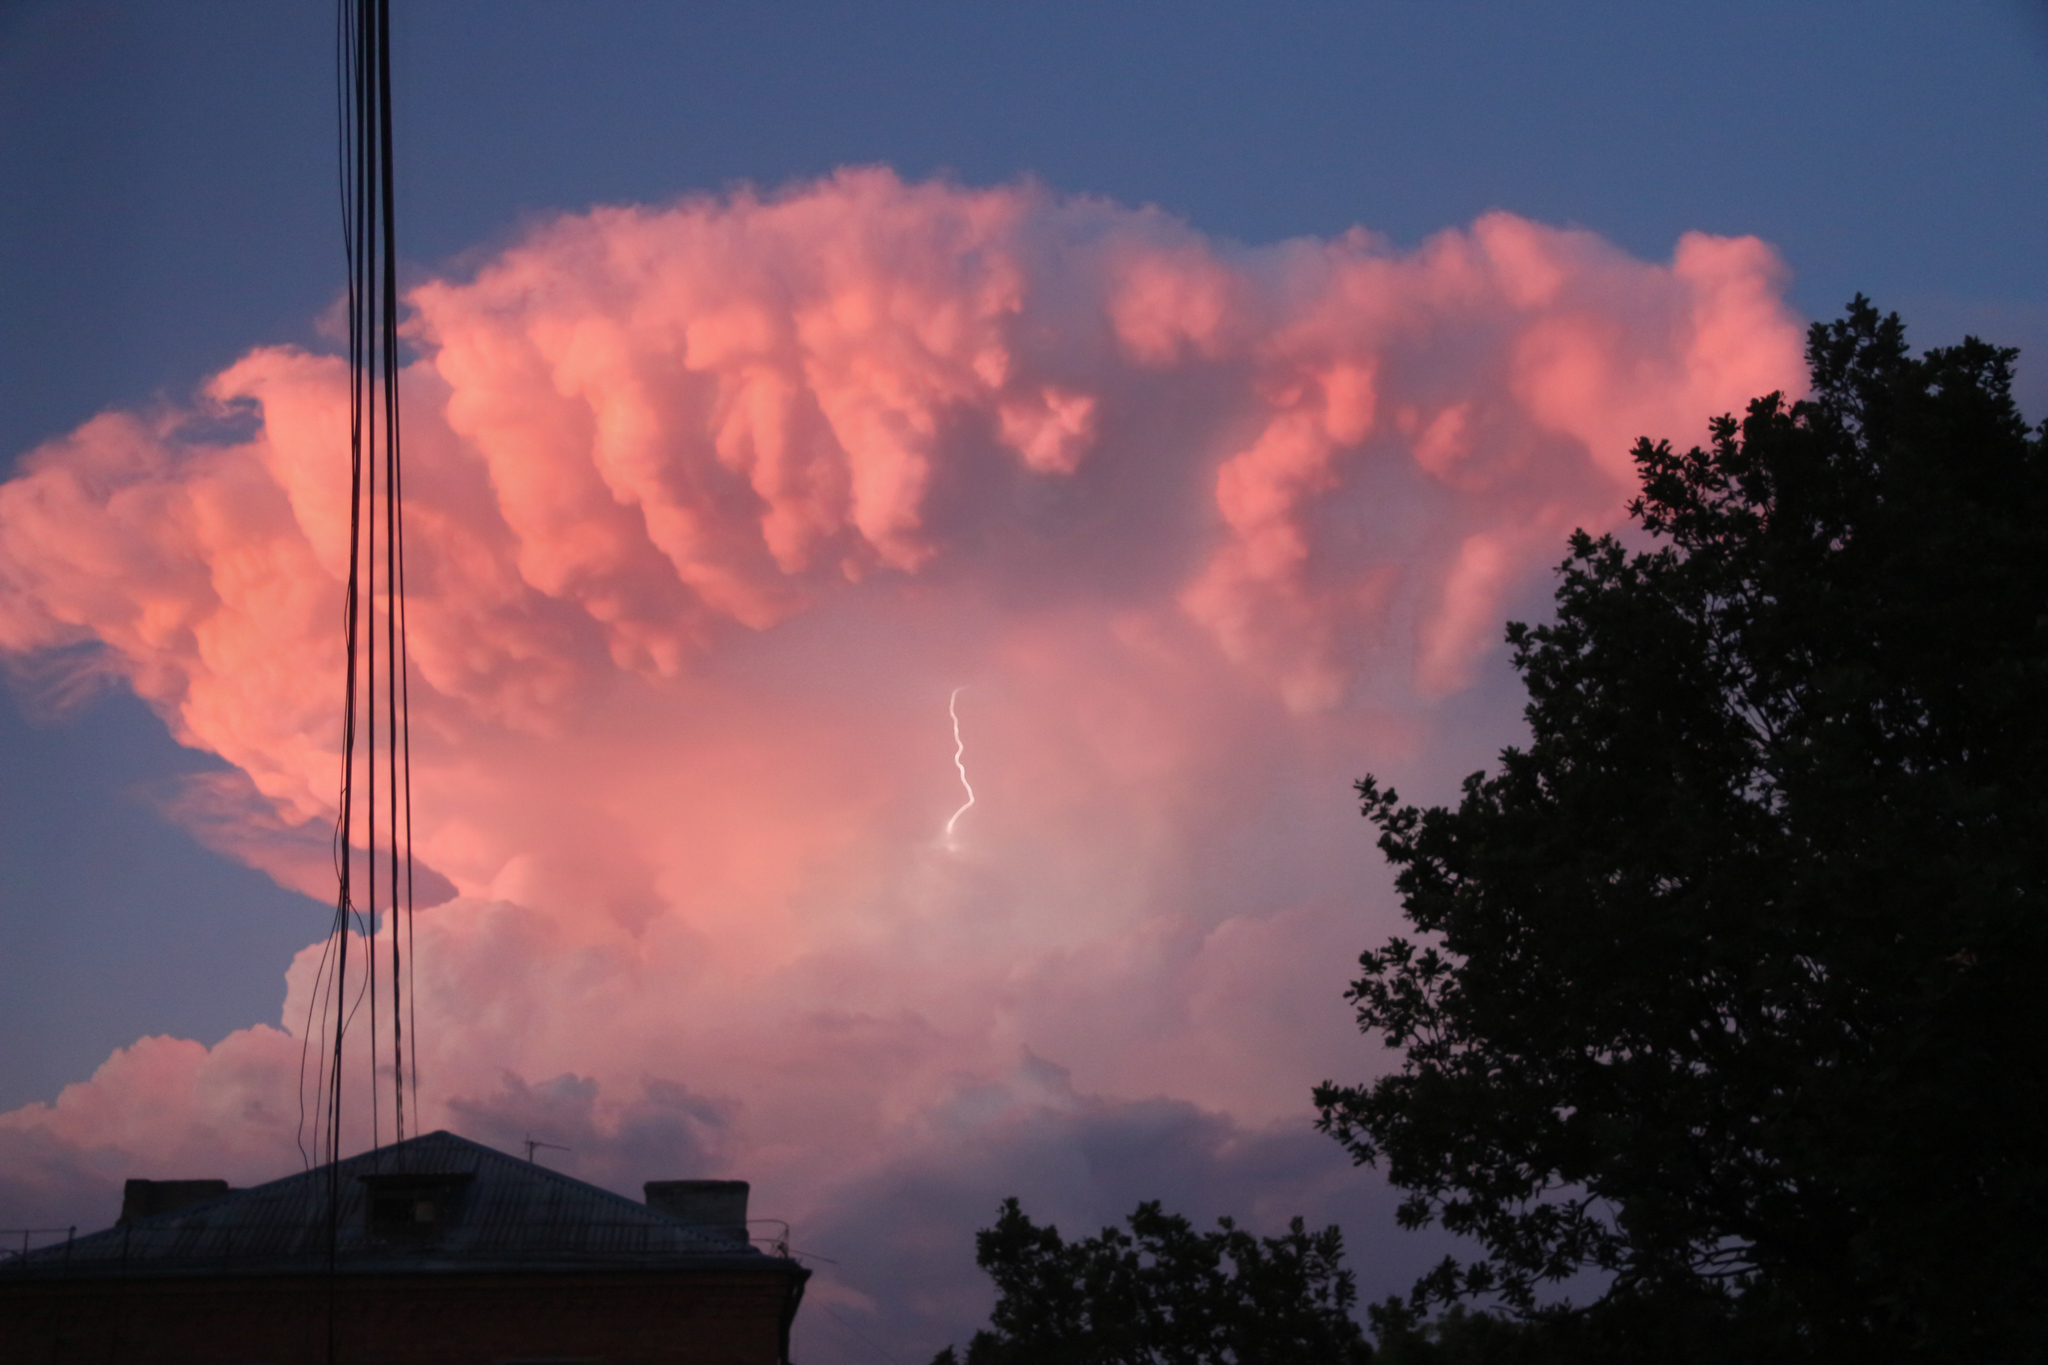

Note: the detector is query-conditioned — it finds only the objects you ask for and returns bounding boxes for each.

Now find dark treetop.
[1315,300,2048,1362]
[932,1198,1372,1365]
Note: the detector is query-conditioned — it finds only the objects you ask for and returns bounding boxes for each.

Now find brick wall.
[0,1266,802,1364]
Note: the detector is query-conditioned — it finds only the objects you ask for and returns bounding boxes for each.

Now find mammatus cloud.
[0,170,1802,1360]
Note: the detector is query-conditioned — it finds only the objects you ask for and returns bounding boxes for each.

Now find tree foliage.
[931,1197,1373,1365]
[1314,300,2048,1360]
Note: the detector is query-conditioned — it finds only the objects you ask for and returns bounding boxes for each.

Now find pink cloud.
[0,169,1803,1362]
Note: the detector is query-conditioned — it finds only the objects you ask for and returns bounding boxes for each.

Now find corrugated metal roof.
[9,1131,787,1278]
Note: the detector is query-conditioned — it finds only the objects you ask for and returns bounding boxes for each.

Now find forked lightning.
[946,686,976,838]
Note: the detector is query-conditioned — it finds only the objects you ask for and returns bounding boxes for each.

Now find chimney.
[119,1179,231,1224]
[644,1179,750,1243]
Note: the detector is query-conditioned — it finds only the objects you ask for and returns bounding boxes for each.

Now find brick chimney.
[644,1179,749,1243]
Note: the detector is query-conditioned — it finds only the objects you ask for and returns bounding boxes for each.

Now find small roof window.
[360,1172,474,1240]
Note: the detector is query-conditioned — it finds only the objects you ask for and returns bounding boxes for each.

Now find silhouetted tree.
[930,1197,1374,1365]
[1315,300,2048,1362]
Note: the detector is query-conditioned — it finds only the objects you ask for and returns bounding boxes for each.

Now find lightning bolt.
[945,686,976,839]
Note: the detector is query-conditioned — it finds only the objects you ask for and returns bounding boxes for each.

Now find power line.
[297,0,416,1211]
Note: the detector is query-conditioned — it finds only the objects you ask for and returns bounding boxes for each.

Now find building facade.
[0,1131,809,1365]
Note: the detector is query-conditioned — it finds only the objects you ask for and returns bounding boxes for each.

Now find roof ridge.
[77,1130,726,1238]
[30,1129,765,1269]
[419,1132,699,1225]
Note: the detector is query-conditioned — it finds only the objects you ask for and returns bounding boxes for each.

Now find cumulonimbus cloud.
[0,169,1802,1360]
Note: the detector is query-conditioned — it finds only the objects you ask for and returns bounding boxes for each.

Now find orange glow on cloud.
[0,169,1803,1349]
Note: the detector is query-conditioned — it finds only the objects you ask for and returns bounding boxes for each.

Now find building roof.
[10,1130,795,1279]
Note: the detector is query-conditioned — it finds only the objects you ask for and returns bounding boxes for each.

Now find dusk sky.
[2,3,2044,1360]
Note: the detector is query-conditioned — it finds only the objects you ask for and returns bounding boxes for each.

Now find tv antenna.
[525,1137,572,1165]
